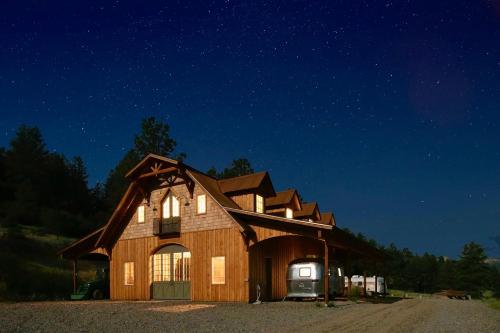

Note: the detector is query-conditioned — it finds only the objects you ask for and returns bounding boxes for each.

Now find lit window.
[197,194,206,214]
[255,195,264,213]
[299,267,311,277]
[285,208,293,219]
[172,196,180,217]
[124,262,135,285]
[137,205,145,223]
[211,256,225,284]
[162,192,180,218]
[163,196,170,218]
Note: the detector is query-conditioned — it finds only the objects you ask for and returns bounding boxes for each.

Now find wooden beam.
[324,240,329,304]
[347,276,352,297]
[138,166,177,179]
[346,253,352,297]
[363,272,367,297]
[73,259,78,293]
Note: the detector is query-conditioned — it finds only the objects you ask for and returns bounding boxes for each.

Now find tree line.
[345,230,500,298]
[0,117,498,298]
[0,117,254,238]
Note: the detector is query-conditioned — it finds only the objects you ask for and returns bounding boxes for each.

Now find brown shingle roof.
[266,189,296,207]
[320,212,334,225]
[294,202,319,219]
[187,170,240,209]
[217,171,276,196]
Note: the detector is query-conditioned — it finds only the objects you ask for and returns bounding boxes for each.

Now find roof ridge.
[217,170,267,183]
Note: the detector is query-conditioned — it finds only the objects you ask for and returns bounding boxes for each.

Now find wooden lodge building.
[60,154,383,302]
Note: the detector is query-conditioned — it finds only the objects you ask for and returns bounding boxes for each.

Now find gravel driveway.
[0,298,498,332]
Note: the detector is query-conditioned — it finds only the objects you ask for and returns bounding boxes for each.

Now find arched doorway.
[151,244,191,299]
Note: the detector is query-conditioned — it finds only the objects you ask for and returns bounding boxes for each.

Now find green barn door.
[152,245,191,300]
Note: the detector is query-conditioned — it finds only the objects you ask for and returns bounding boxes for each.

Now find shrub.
[348,286,361,301]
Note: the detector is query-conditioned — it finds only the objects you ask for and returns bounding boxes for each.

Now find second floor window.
[162,192,180,218]
[256,194,264,213]
[197,194,206,214]
[137,205,145,223]
[285,207,293,219]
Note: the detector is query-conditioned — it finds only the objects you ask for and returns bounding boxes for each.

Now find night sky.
[1,1,499,257]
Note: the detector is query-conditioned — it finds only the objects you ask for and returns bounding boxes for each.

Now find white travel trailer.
[345,275,387,295]
[286,259,345,299]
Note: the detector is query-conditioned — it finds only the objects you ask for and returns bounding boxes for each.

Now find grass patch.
[0,224,99,301]
[482,290,500,311]
[388,289,431,299]
[485,298,500,310]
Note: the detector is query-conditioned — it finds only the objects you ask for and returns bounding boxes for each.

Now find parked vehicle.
[286,259,345,299]
[71,268,109,300]
[345,275,386,295]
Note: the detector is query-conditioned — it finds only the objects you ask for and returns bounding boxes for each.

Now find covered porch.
[57,227,110,296]
[226,207,386,304]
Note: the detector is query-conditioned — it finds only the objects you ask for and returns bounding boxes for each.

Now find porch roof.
[225,207,385,260]
[57,227,105,259]
[224,206,332,230]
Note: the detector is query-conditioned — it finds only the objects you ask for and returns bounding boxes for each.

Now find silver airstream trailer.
[287,259,345,299]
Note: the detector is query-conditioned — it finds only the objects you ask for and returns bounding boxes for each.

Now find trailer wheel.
[92,289,104,300]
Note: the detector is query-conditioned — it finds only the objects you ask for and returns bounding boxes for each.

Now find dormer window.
[285,208,293,219]
[162,192,180,218]
[256,195,264,213]
[137,205,145,223]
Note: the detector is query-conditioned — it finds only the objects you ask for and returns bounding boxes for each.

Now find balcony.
[153,217,181,236]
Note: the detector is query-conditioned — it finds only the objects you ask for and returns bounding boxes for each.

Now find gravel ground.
[0,298,498,333]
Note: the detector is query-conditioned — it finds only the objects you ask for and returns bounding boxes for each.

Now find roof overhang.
[57,227,105,259]
[224,207,385,261]
[224,207,332,230]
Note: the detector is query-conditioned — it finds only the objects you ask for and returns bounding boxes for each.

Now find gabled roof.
[187,170,239,209]
[57,227,105,259]
[320,212,336,225]
[125,153,180,179]
[266,189,296,207]
[60,153,371,259]
[294,202,320,220]
[218,171,276,197]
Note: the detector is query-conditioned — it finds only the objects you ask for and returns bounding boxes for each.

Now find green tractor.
[71,267,109,300]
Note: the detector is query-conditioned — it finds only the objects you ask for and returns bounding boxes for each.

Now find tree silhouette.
[207,158,254,179]
[104,117,183,209]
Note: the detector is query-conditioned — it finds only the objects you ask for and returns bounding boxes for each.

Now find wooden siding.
[250,225,305,245]
[249,235,324,301]
[230,193,255,211]
[110,228,249,301]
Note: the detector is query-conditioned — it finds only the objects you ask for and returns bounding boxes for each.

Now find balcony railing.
[153,217,181,236]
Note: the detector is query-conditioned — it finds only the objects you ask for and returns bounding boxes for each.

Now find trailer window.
[299,267,311,277]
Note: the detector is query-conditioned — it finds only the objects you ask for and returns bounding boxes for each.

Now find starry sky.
[1,0,500,258]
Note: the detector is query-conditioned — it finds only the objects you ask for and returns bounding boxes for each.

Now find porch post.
[363,270,367,297]
[374,274,378,294]
[348,276,352,297]
[324,240,329,304]
[346,253,352,297]
[72,259,78,293]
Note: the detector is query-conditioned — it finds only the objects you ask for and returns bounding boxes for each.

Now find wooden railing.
[153,217,181,236]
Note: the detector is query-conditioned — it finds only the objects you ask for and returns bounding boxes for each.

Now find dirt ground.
[0,298,499,332]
